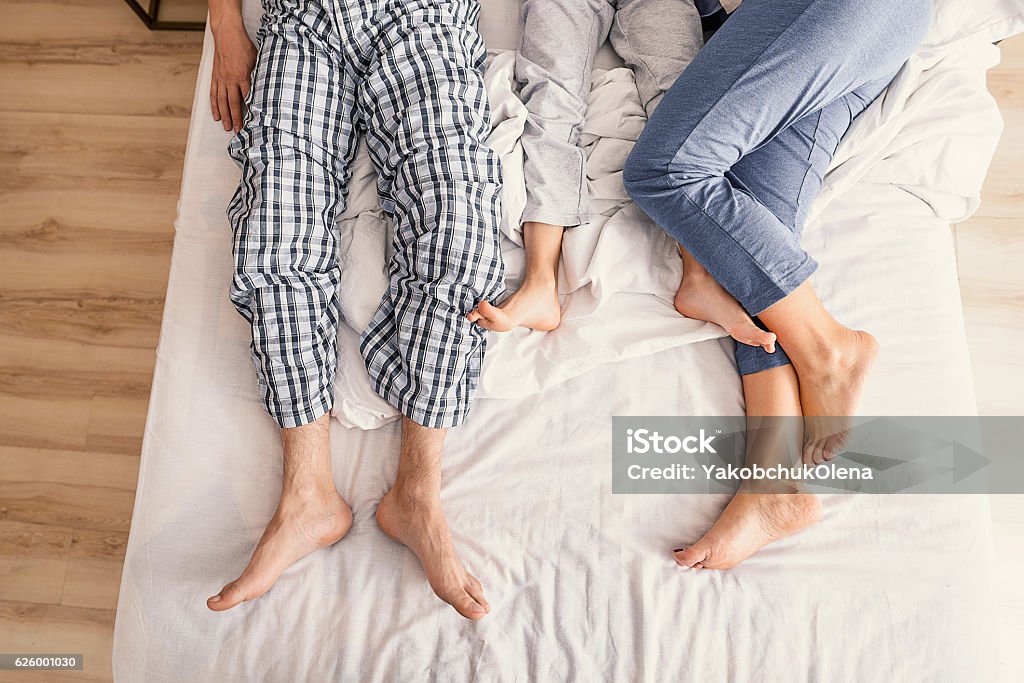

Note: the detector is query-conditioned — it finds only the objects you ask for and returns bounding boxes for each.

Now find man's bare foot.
[376,487,489,620]
[207,487,352,611]
[674,269,776,353]
[467,276,560,332]
[673,493,821,570]
[797,328,879,464]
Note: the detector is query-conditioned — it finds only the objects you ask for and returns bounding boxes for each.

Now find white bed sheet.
[112,0,1022,679]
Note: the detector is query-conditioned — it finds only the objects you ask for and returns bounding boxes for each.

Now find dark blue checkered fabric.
[227,0,505,428]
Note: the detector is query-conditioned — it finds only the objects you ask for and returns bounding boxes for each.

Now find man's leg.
[209,416,351,610]
[355,0,504,619]
[209,5,358,610]
[376,419,489,620]
[468,0,614,331]
[625,0,931,437]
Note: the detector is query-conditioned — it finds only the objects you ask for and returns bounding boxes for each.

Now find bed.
[112,0,1024,680]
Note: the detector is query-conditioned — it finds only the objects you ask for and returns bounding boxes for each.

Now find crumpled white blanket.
[332,37,1003,429]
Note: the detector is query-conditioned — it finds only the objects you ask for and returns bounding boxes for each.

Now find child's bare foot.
[674,269,776,353]
[468,276,561,332]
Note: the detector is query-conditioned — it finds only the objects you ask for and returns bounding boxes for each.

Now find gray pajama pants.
[227,0,504,429]
[516,0,704,227]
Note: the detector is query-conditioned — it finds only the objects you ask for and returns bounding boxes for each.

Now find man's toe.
[465,578,489,613]
[208,581,247,611]
[451,591,487,620]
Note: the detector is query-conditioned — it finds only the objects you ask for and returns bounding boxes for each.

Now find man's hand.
[210,23,256,133]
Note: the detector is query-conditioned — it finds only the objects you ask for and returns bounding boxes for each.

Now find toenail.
[209,595,221,603]
[672,548,686,553]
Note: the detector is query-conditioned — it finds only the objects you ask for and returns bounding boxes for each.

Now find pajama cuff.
[520,204,588,229]
[362,345,482,430]
[745,257,818,317]
[520,210,588,229]
[400,399,470,430]
[736,343,792,376]
[267,386,334,429]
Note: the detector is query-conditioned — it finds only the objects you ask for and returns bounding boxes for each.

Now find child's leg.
[467,221,563,331]
[516,0,613,229]
[469,0,614,332]
[610,0,703,116]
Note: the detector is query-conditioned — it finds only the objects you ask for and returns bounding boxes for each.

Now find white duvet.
[112,1,1024,680]
[332,27,1005,429]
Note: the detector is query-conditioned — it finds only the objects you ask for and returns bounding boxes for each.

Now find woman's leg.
[468,0,614,331]
[673,364,822,569]
[674,249,778,352]
[625,0,931,441]
[609,0,777,351]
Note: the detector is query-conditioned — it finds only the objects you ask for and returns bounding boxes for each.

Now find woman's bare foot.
[673,493,821,570]
[467,276,561,332]
[797,328,879,464]
[376,487,490,620]
[674,269,776,353]
[207,487,352,611]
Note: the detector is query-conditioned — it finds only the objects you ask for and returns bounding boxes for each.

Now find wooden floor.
[0,3,1020,681]
[0,1,203,680]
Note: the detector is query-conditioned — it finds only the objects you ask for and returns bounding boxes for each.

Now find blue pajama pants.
[227,0,504,428]
[623,0,932,375]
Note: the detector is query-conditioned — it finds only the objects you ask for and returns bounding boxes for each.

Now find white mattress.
[113,1,1021,680]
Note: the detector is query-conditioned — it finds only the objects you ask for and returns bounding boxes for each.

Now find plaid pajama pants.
[227,0,505,429]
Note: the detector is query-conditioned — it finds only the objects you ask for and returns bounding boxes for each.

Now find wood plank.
[0,291,165,349]
[62,529,128,611]
[0,446,139,491]
[958,217,1024,414]
[0,112,190,195]
[0,480,136,533]
[0,247,172,294]
[0,395,93,451]
[0,0,205,43]
[0,208,174,250]
[0,600,114,682]
[85,396,151,457]
[0,334,156,395]
[0,520,72,605]
[0,189,179,235]
[0,44,201,117]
